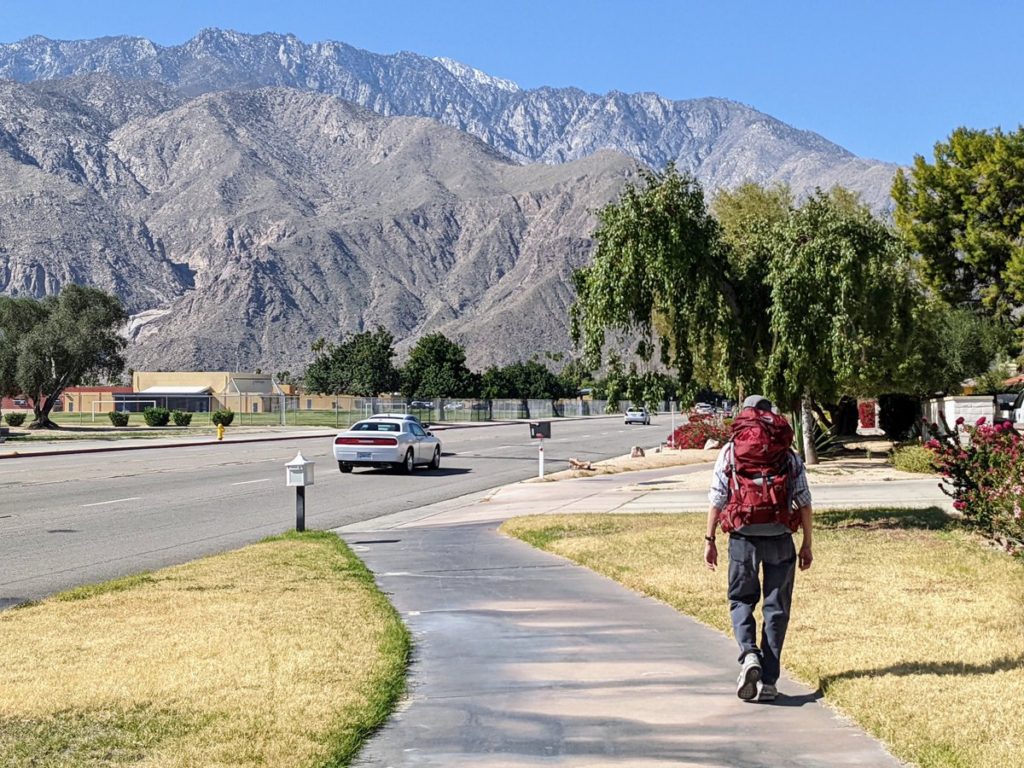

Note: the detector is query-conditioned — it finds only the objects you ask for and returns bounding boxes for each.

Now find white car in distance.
[334,416,442,474]
[624,406,651,425]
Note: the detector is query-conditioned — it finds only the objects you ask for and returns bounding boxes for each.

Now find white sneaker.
[736,653,762,701]
[757,682,777,702]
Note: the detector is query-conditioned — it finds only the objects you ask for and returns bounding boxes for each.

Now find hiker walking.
[703,395,813,702]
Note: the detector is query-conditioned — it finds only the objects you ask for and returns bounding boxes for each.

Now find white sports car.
[333,416,442,473]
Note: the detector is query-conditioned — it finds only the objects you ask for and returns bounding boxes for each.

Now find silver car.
[334,417,442,473]
[624,406,651,425]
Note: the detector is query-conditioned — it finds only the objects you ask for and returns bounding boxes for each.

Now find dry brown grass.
[502,509,1024,768]
[0,532,409,767]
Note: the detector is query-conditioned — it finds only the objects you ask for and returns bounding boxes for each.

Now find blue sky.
[0,0,1019,164]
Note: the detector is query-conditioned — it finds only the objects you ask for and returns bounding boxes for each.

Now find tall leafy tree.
[303,327,398,397]
[572,168,920,462]
[0,286,127,429]
[480,359,567,417]
[711,183,793,393]
[570,164,736,402]
[764,191,917,461]
[401,333,475,399]
[893,126,1024,325]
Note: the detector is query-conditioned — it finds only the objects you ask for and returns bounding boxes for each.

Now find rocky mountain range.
[0,78,634,370]
[0,30,899,372]
[0,29,897,210]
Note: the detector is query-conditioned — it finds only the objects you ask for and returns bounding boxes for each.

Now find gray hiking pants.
[727,532,796,685]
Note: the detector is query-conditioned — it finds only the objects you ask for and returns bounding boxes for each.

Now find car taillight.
[335,436,398,446]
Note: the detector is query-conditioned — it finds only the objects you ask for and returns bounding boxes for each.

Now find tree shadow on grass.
[820,653,1024,692]
[817,506,953,531]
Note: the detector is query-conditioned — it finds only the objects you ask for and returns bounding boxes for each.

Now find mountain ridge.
[0,29,897,211]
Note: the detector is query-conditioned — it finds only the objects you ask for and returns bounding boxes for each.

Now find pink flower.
[956,416,965,425]
[952,500,967,511]
[976,416,987,426]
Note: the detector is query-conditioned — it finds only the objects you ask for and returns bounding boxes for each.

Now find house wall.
[64,388,132,414]
[925,396,996,435]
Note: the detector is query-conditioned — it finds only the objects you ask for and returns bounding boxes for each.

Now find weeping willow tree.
[570,165,751,404]
[571,166,920,463]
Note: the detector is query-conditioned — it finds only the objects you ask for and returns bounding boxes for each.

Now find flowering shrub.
[668,414,729,449]
[926,416,1024,550]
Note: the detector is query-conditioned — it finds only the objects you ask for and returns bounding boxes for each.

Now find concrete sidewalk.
[338,467,935,767]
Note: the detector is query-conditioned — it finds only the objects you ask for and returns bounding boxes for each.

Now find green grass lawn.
[503,508,1024,768]
[0,532,409,768]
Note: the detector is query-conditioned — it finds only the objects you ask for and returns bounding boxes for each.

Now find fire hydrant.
[217,423,225,441]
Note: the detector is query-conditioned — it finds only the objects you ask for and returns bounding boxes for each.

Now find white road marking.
[230,478,271,486]
[81,497,141,508]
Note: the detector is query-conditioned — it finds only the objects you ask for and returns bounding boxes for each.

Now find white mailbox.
[285,451,315,487]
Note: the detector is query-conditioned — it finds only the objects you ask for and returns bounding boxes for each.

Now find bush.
[890,443,936,474]
[878,394,921,440]
[172,411,193,427]
[142,407,171,427]
[211,409,235,427]
[108,411,130,427]
[4,412,26,427]
[668,414,729,449]
[926,417,1023,549]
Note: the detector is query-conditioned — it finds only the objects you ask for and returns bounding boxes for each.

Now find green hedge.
[108,411,130,427]
[143,407,171,427]
[172,411,193,427]
[211,409,235,427]
[3,413,26,427]
[889,443,936,474]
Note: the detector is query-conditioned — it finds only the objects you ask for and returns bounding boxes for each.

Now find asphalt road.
[1,417,673,607]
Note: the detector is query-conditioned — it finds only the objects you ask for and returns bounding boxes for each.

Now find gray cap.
[742,394,773,411]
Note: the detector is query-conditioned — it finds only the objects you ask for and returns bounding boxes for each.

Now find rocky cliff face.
[0,29,901,371]
[0,29,898,211]
[0,79,634,370]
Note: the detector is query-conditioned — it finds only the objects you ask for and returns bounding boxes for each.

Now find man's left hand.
[798,541,813,570]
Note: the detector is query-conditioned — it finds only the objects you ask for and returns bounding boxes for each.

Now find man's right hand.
[704,540,718,571]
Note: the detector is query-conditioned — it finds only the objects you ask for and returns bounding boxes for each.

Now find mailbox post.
[529,421,551,478]
[285,451,315,532]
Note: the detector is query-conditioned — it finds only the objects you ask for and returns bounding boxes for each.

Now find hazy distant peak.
[434,56,520,93]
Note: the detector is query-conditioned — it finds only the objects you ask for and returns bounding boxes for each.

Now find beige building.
[121,372,290,414]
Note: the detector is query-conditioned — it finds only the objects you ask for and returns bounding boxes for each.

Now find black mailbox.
[529,421,551,439]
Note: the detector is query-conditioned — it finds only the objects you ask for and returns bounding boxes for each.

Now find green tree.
[556,357,593,397]
[572,169,920,463]
[303,327,398,397]
[570,164,734,403]
[891,301,1010,396]
[710,183,794,393]
[401,333,475,399]
[764,191,918,461]
[479,360,567,417]
[0,286,127,429]
[893,126,1024,325]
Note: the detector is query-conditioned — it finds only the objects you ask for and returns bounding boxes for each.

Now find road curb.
[0,432,336,460]
[0,414,626,458]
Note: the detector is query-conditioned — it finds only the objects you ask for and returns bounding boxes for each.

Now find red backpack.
[719,407,800,532]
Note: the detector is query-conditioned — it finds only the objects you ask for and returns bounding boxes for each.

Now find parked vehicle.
[334,416,442,474]
[443,402,464,411]
[370,412,425,425]
[624,406,651,425]
[694,402,714,415]
[1004,392,1024,424]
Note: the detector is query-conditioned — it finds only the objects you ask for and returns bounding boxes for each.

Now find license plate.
[357,452,371,460]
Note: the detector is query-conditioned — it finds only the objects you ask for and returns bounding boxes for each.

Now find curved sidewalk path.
[340,466,945,767]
